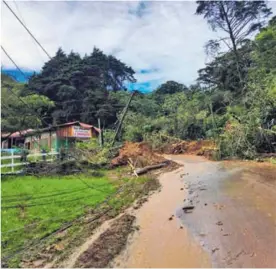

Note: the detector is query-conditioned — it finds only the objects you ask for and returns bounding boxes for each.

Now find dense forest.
[1,1,276,159]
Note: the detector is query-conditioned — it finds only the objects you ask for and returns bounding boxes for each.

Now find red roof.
[57,121,92,129]
[1,122,100,138]
[56,121,100,132]
[1,129,34,138]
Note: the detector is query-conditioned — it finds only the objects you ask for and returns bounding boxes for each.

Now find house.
[1,121,100,152]
[1,129,34,149]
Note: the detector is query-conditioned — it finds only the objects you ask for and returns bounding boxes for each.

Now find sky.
[2,1,276,92]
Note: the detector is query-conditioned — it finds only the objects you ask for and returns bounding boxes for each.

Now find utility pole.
[111,91,136,146]
[98,118,103,147]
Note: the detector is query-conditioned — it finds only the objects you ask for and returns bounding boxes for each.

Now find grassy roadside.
[2,173,115,259]
[1,168,160,267]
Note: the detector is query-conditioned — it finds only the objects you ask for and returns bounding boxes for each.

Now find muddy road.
[113,155,276,268]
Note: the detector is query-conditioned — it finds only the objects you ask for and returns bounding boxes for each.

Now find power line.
[2,186,89,203]
[55,98,126,106]
[2,179,137,265]
[1,147,140,261]
[12,0,46,63]
[13,0,26,25]
[1,192,104,209]
[1,45,28,80]
[2,200,115,263]
[1,48,50,128]
[2,86,48,128]
[3,0,52,60]
[2,178,133,235]
[40,110,117,120]
[2,82,118,205]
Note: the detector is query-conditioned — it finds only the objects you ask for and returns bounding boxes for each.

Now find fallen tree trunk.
[134,161,169,175]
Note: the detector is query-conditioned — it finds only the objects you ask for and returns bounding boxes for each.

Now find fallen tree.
[134,161,170,175]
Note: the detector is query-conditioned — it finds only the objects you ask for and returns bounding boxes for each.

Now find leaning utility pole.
[111,91,136,146]
[98,118,104,147]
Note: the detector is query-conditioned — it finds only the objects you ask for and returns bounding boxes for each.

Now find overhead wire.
[1,185,88,199]
[2,186,89,203]
[1,91,113,206]
[1,45,28,80]
[2,177,138,265]
[2,178,135,237]
[3,0,52,60]
[1,4,134,260]
[1,192,105,209]
[12,0,46,64]
[2,95,124,233]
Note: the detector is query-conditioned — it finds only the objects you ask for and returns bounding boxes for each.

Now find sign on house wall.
[72,126,91,138]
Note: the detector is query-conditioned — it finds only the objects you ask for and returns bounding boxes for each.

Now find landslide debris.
[162,140,217,157]
[111,142,166,167]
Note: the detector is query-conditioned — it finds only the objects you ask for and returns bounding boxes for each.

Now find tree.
[155,81,188,95]
[197,40,253,94]
[1,74,54,136]
[28,47,136,126]
[253,15,276,73]
[196,1,271,90]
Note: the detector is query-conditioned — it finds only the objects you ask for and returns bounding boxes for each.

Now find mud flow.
[114,155,276,268]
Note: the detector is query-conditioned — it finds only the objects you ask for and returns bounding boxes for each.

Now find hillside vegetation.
[1,2,275,159]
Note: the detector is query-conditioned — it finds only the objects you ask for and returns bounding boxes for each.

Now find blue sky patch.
[128,1,148,18]
[2,68,160,92]
[127,80,160,93]
[2,69,34,83]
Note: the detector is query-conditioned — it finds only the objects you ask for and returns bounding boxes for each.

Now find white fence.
[1,151,59,174]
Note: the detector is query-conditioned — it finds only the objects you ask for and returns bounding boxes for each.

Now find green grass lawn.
[1,173,116,259]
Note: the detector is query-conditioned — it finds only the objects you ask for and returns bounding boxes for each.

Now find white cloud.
[2,1,276,89]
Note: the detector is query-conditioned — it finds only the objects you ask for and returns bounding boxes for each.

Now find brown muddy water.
[113,155,276,268]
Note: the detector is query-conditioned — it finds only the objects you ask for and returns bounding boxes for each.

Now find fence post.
[11,150,14,173]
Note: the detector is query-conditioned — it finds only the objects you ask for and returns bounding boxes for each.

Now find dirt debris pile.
[163,140,217,157]
[111,142,166,167]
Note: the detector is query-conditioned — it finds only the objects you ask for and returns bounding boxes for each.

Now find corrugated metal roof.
[56,121,93,129]
[1,122,100,138]
[1,129,34,138]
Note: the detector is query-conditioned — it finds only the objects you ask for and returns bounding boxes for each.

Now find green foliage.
[1,74,54,134]
[75,133,119,165]
[102,129,117,146]
[3,10,275,161]
[219,121,257,159]
[27,47,136,127]
[196,1,271,51]
[196,1,271,94]
[76,138,99,150]
[119,15,276,158]
[155,81,188,95]
[254,16,276,72]
[198,43,253,94]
